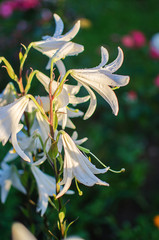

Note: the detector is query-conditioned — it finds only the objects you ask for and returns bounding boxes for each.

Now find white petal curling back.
[33,14,82,59]
[0,96,30,162]
[56,132,109,199]
[70,46,130,118]
[52,14,80,42]
[53,13,64,38]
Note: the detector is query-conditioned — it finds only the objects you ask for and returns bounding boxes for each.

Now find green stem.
[90,152,125,173]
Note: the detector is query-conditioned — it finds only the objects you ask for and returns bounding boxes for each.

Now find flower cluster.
[0,14,129,238]
[0,0,39,18]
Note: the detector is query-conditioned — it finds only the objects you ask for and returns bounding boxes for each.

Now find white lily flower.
[56,132,109,199]
[0,82,16,106]
[64,83,90,106]
[0,96,31,162]
[12,222,37,240]
[57,106,84,129]
[52,41,84,62]
[33,14,83,61]
[16,114,48,165]
[36,72,89,129]
[0,163,26,203]
[36,71,90,107]
[31,165,74,216]
[70,47,130,119]
[36,72,69,110]
[56,130,87,153]
[31,165,56,216]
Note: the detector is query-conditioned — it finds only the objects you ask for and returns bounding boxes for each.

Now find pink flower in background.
[149,33,159,59]
[0,0,39,18]
[15,0,40,10]
[154,75,159,87]
[131,31,146,47]
[121,30,146,48]
[0,1,16,18]
[126,91,137,101]
[121,35,134,48]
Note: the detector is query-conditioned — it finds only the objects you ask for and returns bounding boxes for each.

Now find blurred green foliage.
[0,0,159,239]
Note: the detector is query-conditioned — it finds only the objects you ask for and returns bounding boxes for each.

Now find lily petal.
[53,13,64,38]
[59,20,80,41]
[31,165,56,216]
[79,82,97,120]
[56,132,109,198]
[96,46,109,69]
[105,47,124,73]
[70,46,129,117]
[0,96,30,161]
[12,223,37,240]
[53,42,84,61]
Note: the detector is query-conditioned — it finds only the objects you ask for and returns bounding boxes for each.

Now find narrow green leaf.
[64,217,79,237]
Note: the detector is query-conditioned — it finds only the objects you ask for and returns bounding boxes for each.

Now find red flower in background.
[121,30,146,48]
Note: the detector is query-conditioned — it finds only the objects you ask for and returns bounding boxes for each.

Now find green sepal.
[57,153,64,174]
[53,102,58,131]
[53,112,58,131]
[77,145,90,154]
[27,110,36,130]
[48,140,58,159]
[0,57,18,81]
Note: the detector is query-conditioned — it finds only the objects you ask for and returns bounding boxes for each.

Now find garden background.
[0,0,159,239]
